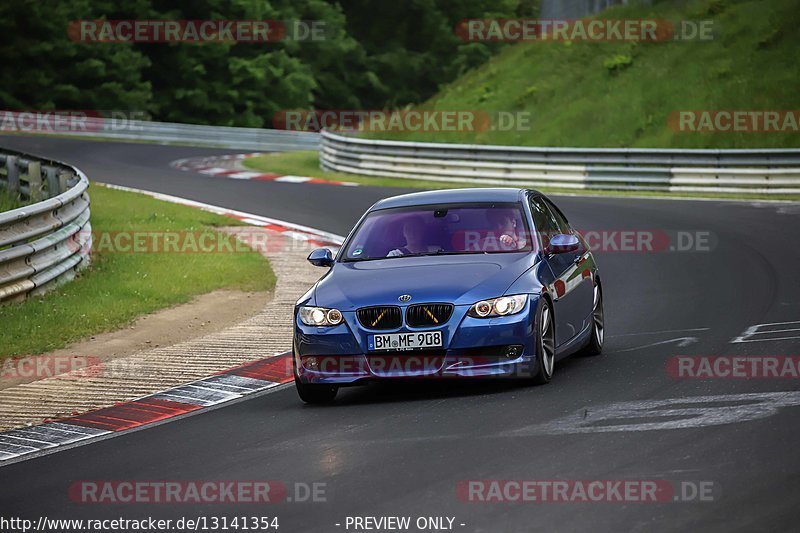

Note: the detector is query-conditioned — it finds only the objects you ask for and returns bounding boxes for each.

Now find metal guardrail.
[320,130,800,194]
[0,149,91,303]
[12,117,321,152]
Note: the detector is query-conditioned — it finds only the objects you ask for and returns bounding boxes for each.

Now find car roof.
[372,188,534,210]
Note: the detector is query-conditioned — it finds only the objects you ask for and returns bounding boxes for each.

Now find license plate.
[368,331,443,351]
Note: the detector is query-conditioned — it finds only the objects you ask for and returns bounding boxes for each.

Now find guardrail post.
[45,166,60,198]
[6,156,19,195]
[27,160,43,201]
[58,169,70,193]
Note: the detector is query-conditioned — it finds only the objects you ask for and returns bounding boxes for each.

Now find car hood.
[312,253,536,310]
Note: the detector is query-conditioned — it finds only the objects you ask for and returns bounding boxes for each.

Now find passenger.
[485,209,526,251]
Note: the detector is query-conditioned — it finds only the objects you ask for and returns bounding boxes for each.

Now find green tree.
[0,0,151,113]
[0,0,537,126]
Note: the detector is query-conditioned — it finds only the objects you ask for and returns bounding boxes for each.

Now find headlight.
[468,295,528,318]
[299,306,344,326]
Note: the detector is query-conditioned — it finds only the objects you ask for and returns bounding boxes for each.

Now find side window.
[529,196,559,249]
[542,198,572,235]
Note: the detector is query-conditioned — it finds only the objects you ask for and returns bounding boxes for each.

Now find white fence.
[8,116,320,152]
[319,130,800,194]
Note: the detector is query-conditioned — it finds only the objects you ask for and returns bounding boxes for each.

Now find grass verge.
[243,151,800,201]
[0,188,24,211]
[0,183,276,358]
[362,0,800,149]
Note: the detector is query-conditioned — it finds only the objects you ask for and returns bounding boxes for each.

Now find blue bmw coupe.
[293,188,603,403]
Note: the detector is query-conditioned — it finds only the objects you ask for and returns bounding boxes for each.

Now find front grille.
[357,306,402,330]
[406,304,454,328]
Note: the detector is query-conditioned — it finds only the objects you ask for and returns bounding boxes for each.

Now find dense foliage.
[0,0,536,127]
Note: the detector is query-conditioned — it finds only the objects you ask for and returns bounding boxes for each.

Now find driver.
[387,217,440,257]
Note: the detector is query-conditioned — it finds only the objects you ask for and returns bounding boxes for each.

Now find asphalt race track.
[1,135,800,532]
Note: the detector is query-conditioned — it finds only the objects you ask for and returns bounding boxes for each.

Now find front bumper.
[294,299,539,384]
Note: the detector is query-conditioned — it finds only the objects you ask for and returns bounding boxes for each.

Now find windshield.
[342,202,533,261]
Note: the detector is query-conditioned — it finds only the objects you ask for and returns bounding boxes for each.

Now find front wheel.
[531,298,555,385]
[294,375,338,404]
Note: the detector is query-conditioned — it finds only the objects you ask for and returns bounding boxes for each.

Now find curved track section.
[1,135,799,532]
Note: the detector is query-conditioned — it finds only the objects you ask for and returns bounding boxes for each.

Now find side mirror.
[548,234,580,254]
[307,248,334,267]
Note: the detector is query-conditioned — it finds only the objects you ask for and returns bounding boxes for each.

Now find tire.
[294,374,338,404]
[292,350,338,404]
[531,297,556,385]
[579,282,604,356]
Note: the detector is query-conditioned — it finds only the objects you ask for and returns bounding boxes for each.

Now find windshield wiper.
[413,248,449,257]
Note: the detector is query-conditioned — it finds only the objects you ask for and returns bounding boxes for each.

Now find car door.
[530,195,593,346]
